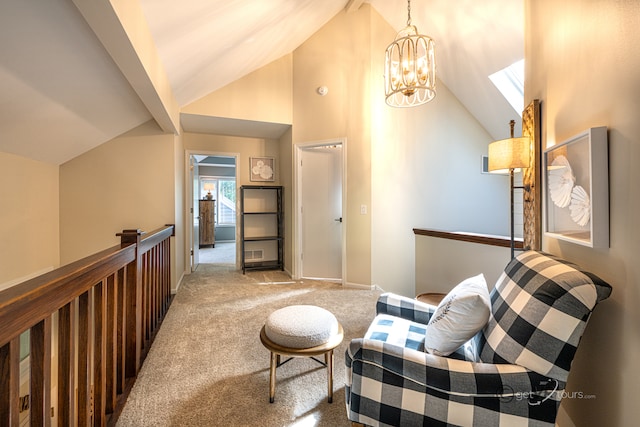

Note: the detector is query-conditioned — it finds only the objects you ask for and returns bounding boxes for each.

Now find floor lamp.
[488,120,531,259]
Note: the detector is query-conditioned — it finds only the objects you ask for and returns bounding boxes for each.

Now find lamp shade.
[488,137,530,173]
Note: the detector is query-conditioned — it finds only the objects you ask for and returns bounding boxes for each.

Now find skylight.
[489,59,524,116]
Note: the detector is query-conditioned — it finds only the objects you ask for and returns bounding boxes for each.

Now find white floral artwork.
[250,157,275,181]
[543,127,608,247]
[252,160,273,179]
[569,185,591,227]
[548,155,575,208]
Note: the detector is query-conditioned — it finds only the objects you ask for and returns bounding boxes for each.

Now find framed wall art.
[543,126,608,247]
[250,157,275,182]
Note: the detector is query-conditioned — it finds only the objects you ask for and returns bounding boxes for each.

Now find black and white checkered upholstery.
[345,251,611,426]
[479,251,612,382]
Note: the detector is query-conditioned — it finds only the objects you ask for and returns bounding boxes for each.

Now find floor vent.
[244,250,264,261]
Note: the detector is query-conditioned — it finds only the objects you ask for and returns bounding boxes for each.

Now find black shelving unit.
[240,185,284,273]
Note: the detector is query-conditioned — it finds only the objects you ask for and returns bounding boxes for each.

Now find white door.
[300,144,343,280]
[191,156,200,272]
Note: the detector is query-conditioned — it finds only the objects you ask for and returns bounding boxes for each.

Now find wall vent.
[244,250,264,261]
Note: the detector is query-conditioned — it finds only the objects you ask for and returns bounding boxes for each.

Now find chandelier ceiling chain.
[384,0,436,107]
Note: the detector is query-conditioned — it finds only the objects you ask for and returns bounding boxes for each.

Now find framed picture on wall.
[250,157,275,182]
[543,126,608,247]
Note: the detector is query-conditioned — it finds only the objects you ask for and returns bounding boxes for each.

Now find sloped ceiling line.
[72,0,180,135]
[0,0,523,164]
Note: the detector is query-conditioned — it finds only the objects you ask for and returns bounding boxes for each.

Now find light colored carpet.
[198,242,236,265]
[116,265,381,426]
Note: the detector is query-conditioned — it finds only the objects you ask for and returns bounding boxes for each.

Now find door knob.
[334,217,342,223]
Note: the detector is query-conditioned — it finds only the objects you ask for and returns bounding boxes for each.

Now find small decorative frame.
[543,127,608,247]
[249,157,275,182]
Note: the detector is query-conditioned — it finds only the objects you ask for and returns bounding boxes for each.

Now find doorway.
[188,153,239,272]
[295,139,346,282]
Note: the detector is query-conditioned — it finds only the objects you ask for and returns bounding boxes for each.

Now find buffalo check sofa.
[345,251,612,426]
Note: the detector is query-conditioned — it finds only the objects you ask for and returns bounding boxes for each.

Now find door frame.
[185,150,241,273]
[191,156,200,271]
[293,138,347,282]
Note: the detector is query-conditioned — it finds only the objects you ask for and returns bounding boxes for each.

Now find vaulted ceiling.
[0,0,522,165]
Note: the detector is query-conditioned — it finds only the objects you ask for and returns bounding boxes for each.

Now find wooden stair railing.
[0,224,175,426]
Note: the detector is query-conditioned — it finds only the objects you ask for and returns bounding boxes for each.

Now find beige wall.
[182,54,293,125]
[278,127,294,272]
[180,6,504,291]
[192,5,509,292]
[292,7,373,287]
[60,120,182,289]
[182,132,286,268]
[415,236,510,295]
[180,9,376,286]
[183,133,282,187]
[182,49,294,272]
[370,8,510,295]
[527,1,640,425]
[0,152,59,288]
[173,131,185,286]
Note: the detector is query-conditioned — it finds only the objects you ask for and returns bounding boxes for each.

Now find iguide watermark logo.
[496,384,596,406]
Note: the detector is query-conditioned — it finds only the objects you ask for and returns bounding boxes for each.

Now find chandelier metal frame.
[384,0,436,107]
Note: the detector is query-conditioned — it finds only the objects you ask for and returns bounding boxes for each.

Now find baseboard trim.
[344,282,375,290]
[173,271,186,294]
[0,266,55,292]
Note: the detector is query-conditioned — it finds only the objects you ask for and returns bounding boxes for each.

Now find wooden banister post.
[118,229,143,377]
[30,318,52,427]
[0,338,20,425]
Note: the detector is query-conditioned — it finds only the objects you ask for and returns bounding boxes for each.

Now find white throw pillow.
[424,274,491,356]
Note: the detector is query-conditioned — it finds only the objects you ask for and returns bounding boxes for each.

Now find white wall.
[527,1,640,425]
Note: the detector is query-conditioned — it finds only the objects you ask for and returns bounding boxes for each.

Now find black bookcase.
[240,185,284,273]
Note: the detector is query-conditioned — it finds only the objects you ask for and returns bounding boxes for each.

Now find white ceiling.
[0,0,523,165]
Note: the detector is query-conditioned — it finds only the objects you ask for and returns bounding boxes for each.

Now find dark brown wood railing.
[413,228,524,249]
[0,224,175,426]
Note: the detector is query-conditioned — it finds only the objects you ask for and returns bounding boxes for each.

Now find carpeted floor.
[116,264,381,426]
[198,242,236,265]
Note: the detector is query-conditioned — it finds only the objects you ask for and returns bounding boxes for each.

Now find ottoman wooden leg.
[326,349,334,403]
[260,315,343,405]
[269,351,277,403]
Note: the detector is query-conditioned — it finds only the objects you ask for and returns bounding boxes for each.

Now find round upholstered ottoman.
[260,305,343,403]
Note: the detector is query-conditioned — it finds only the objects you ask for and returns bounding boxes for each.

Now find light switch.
[360,204,367,215]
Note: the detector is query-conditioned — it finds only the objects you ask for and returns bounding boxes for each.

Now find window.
[489,59,524,116]
[217,179,236,225]
[200,177,236,225]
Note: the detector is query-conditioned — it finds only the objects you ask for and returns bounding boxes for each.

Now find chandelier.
[384,0,436,107]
